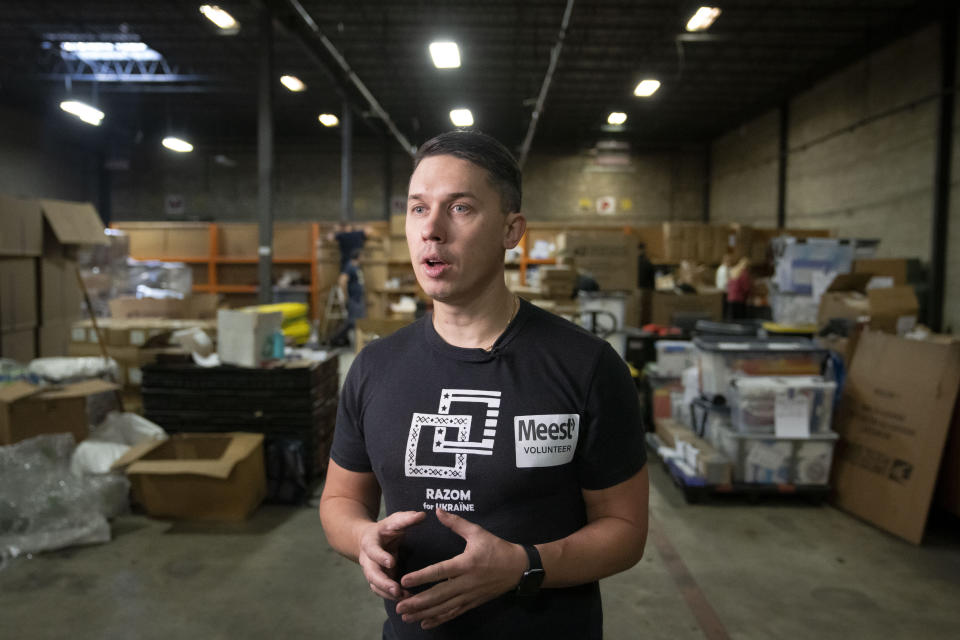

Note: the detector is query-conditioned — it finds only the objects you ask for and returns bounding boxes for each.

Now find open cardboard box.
[818,273,918,335]
[111,432,267,521]
[0,379,119,445]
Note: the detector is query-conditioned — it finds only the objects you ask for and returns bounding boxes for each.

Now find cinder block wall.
[786,25,938,259]
[709,109,780,226]
[0,104,98,202]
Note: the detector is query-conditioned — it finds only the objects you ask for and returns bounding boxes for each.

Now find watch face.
[517,568,545,597]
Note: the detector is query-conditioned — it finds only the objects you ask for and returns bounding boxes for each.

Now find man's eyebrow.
[407,191,477,201]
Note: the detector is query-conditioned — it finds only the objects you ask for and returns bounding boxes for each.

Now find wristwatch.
[515,544,545,597]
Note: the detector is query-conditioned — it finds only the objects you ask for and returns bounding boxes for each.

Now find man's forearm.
[319,496,376,563]
[536,515,647,589]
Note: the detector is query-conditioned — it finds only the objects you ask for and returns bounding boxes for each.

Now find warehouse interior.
[2,1,960,638]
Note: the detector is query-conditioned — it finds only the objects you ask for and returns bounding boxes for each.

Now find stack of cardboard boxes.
[0,195,108,361]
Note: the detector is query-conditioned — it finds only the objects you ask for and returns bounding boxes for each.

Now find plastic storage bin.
[714,422,838,485]
[693,336,827,398]
[655,340,695,377]
[730,376,836,435]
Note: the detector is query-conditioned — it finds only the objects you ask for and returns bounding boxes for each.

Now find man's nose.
[419,207,446,243]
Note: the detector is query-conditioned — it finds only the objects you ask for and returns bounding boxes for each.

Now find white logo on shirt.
[404,389,501,480]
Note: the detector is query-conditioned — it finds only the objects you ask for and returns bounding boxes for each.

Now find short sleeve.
[329,354,374,472]
[576,343,647,490]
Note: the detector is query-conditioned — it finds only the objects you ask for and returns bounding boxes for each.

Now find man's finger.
[434,507,479,538]
[396,580,463,619]
[382,510,427,531]
[400,558,460,589]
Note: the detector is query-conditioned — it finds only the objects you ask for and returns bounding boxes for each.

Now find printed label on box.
[775,391,811,438]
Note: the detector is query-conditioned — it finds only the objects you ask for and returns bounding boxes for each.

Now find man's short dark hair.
[414,130,522,214]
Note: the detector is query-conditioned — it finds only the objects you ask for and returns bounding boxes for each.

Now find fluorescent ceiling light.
[199,5,239,31]
[429,42,461,69]
[162,137,194,153]
[633,79,661,97]
[449,108,474,127]
[60,41,162,61]
[318,113,339,127]
[607,112,627,126]
[59,100,104,126]
[686,7,721,32]
[280,75,306,92]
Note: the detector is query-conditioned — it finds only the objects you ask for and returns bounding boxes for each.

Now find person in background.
[637,243,655,290]
[726,256,752,320]
[715,251,735,319]
[329,248,365,347]
[329,223,371,270]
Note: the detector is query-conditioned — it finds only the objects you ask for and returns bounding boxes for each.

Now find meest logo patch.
[514,414,580,468]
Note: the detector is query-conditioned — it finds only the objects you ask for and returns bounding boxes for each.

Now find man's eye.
[410,206,425,215]
[452,204,470,214]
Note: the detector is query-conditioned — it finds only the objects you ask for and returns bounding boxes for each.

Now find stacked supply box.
[692,337,838,486]
[141,357,339,503]
[557,231,637,291]
[0,196,42,362]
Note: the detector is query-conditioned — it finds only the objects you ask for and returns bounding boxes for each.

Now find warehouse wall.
[946,21,960,334]
[522,149,704,223]
[111,142,413,222]
[709,109,780,226]
[0,104,99,203]
[787,25,939,259]
[110,143,706,225]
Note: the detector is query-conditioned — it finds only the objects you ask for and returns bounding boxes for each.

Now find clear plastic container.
[730,376,836,435]
[694,336,827,398]
[714,422,838,485]
[655,340,695,377]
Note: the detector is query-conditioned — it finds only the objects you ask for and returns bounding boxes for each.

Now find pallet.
[647,433,831,505]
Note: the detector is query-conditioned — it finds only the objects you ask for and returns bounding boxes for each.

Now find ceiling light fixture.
[633,79,661,97]
[60,41,162,62]
[686,6,721,32]
[162,137,194,153]
[280,75,306,92]
[318,113,339,127]
[429,42,461,69]
[607,112,627,126]
[449,108,474,127]
[59,100,104,126]
[199,5,239,31]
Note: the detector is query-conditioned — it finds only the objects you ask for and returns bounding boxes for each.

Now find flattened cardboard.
[0,378,119,445]
[0,328,37,363]
[866,286,918,335]
[112,433,266,521]
[832,331,960,544]
[935,402,960,517]
[39,199,108,246]
[0,195,43,256]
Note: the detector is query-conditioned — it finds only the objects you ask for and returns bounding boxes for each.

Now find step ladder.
[321,286,348,342]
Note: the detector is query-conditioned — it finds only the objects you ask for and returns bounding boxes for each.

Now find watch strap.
[522,544,543,572]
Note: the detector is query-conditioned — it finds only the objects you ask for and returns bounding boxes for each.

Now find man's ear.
[503,213,527,249]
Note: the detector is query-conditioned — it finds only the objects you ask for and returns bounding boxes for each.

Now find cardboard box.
[0,258,38,331]
[654,418,732,483]
[0,379,119,445]
[390,214,406,236]
[362,261,388,291]
[654,417,698,449]
[632,225,664,262]
[936,401,960,517]
[818,274,918,334]
[38,322,71,358]
[218,223,259,257]
[355,317,413,353]
[1,328,37,362]
[111,433,267,521]
[217,309,283,367]
[832,331,960,544]
[108,294,219,319]
[648,290,723,326]
[114,223,209,258]
[273,222,313,259]
[853,258,921,286]
[0,195,43,256]
[557,232,638,291]
[389,237,411,263]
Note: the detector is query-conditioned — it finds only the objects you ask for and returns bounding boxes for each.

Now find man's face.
[406,154,522,305]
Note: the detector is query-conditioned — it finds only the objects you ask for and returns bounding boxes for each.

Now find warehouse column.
[702,145,711,223]
[776,101,789,230]
[383,132,392,221]
[341,100,353,222]
[930,8,956,333]
[257,5,275,304]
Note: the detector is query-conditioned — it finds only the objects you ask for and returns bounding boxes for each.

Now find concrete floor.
[2,464,960,640]
[4,352,960,638]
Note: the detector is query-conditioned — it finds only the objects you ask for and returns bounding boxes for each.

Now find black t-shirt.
[331,299,646,639]
[336,230,367,268]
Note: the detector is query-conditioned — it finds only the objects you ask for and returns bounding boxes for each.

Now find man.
[328,248,365,347]
[319,130,648,639]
